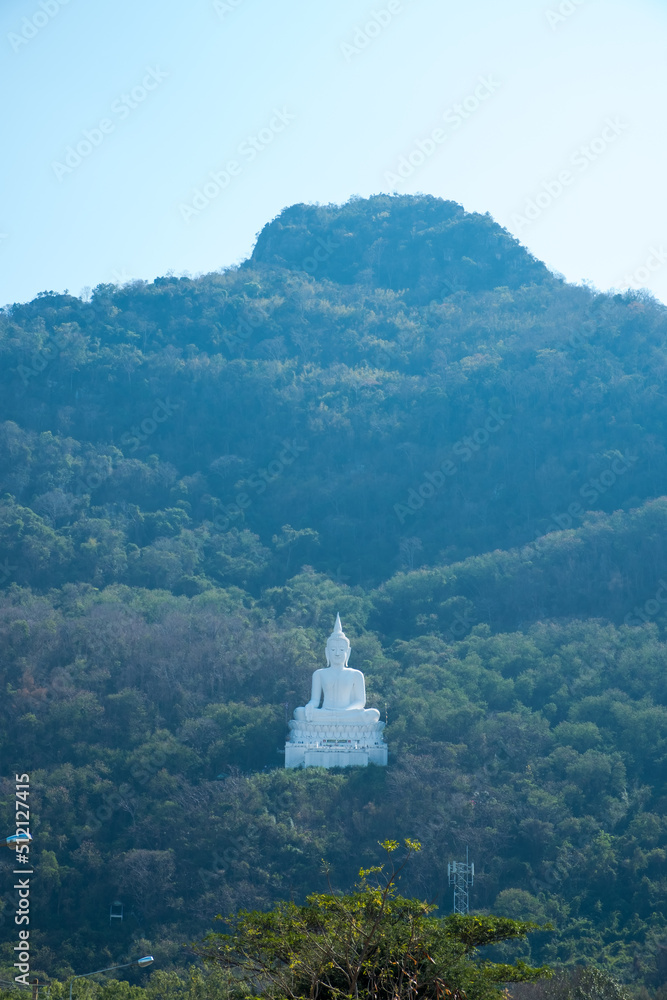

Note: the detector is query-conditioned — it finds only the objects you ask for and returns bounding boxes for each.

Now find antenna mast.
[448,846,474,914]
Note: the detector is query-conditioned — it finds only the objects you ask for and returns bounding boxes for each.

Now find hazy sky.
[2,0,666,305]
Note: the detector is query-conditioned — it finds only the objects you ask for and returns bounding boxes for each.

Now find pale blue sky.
[2,0,666,305]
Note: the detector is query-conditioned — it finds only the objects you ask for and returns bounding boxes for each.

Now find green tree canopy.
[195,841,550,1000]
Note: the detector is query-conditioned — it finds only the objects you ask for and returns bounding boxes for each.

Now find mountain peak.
[249,194,552,302]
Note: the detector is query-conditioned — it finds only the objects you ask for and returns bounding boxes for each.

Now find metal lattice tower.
[448,846,474,914]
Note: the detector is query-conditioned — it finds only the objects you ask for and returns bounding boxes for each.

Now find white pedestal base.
[284,719,388,769]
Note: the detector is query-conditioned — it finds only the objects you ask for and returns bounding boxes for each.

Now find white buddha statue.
[285,615,387,768]
[293,614,381,724]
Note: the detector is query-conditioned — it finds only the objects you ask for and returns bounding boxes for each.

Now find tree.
[195,840,550,1000]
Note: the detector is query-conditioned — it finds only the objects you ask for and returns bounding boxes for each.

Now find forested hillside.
[1,195,666,991]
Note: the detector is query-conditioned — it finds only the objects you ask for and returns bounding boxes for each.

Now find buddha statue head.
[325,613,351,669]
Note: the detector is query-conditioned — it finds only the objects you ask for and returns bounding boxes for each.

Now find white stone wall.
[284,719,388,769]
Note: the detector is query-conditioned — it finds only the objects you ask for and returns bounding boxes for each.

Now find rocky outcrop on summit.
[249,193,553,304]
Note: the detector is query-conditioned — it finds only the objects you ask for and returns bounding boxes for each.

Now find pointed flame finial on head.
[329,613,349,643]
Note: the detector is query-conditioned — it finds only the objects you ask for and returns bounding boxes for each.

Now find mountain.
[0,195,666,990]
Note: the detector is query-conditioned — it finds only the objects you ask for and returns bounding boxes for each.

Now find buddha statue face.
[325,635,350,669]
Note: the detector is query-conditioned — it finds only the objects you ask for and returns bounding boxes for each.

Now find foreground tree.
[195,840,550,1000]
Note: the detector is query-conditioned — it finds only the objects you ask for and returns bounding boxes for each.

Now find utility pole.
[448,846,474,914]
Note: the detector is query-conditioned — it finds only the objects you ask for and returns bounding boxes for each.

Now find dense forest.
[0,194,666,993]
